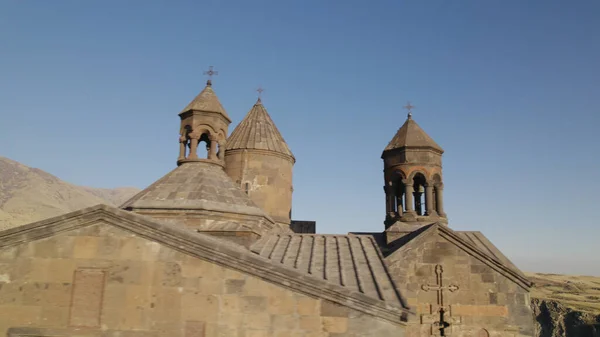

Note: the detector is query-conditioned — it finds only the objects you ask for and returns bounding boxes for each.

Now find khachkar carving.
[420,265,461,336]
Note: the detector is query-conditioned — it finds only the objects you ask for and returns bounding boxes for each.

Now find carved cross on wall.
[421,264,460,336]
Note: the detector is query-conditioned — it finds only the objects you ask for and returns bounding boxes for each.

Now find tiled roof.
[250,234,406,308]
[180,81,230,121]
[225,99,294,160]
[120,162,268,220]
[384,117,443,153]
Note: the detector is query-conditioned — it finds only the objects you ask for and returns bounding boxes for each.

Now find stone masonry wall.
[0,223,403,337]
[130,209,271,247]
[386,232,534,337]
[224,150,293,225]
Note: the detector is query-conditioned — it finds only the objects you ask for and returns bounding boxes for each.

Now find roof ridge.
[226,100,295,160]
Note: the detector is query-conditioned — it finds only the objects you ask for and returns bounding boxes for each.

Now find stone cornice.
[387,223,532,290]
[224,148,296,164]
[0,205,410,325]
[435,226,533,290]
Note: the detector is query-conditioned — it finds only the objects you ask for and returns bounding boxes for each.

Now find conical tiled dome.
[226,99,294,160]
[384,116,443,153]
[179,81,231,122]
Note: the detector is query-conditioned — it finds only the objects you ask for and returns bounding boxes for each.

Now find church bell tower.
[177,66,231,166]
[382,103,447,230]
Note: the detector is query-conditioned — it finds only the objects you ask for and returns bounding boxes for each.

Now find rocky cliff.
[533,298,600,337]
[529,272,600,337]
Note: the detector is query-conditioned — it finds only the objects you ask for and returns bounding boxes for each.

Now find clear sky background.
[1,0,599,276]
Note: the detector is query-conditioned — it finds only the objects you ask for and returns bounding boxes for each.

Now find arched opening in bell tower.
[197,133,211,159]
[394,180,405,217]
[412,173,427,216]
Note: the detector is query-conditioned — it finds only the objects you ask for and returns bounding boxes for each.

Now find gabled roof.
[386,223,532,290]
[120,162,273,227]
[383,116,443,153]
[226,99,295,161]
[251,233,408,310]
[0,204,410,325]
[180,81,231,122]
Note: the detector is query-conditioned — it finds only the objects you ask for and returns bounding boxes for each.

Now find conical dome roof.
[384,116,443,153]
[179,81,231,122]
[226,99,294,160]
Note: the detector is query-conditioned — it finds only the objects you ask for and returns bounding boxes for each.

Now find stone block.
[268,293,297,315]
[243,312,272,330]
[72,236,99,259]
[451,304,508,317]
[160,262,182,287]
[40,306,69,327]
[297,297,320,316]
[481,273,495,283]
[241,296,268,313]
[0,283,23,305]
[45,259,76,283]
[299,315,321,331]
[182,294,217,322]
[107,261,143,285]
[321,300,349,317]
[198,278,223,295]
[225,279,246,294]
[322,316,348,333]
[271,314,298,330]
[185,320,205,337]
[97,236,123,260]
[220,294,240,313]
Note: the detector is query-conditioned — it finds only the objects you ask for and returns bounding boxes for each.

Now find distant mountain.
[0,156,139,230]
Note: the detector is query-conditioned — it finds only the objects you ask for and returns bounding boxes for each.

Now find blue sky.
[1,0,599,276]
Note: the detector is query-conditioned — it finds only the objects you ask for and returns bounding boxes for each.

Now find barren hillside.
[0,157,139,230]
[528,272,600,336]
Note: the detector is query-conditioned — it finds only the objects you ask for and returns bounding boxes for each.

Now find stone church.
[0,71,534,337]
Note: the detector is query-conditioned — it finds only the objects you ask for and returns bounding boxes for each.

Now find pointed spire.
[226,96,294,161]
[383,103,443,153]
[179,67,230,122]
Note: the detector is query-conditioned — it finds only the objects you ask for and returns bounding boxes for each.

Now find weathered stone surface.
[224,99,295,225]
[385,224,534,337]
[0,207,408,336]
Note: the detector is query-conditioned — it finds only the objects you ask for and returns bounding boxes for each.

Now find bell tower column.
[188,133,200,159]
[425,183,438,216]
[403,180,416,215]
[209,136,218,160]
[435,183,446,217]
[178,135,187,161]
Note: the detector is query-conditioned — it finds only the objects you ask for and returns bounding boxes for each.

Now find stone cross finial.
[203,66,219,86]
[404,101,415,119]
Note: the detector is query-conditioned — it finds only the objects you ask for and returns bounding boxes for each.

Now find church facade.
[0,72,533,337]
